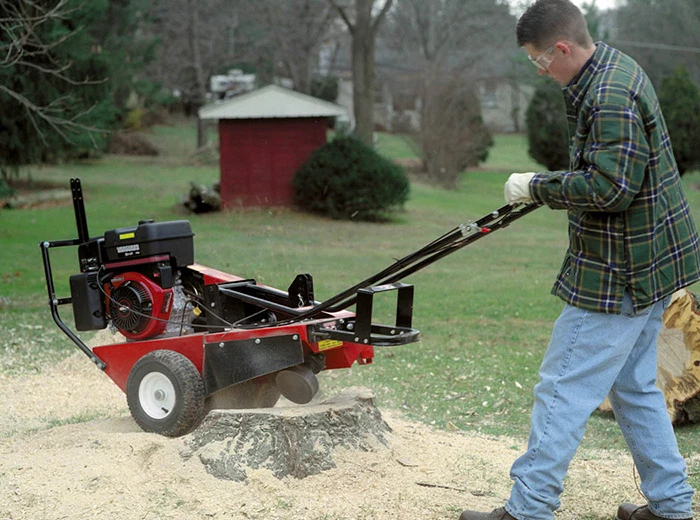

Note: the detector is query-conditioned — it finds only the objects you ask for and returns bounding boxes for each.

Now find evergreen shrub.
[0,176,14,199]
[526,80,569,170]
[293,136,410,221]
[659,66,700,175]
[310,75,339,103]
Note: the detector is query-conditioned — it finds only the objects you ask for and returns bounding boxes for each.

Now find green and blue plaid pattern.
[530,42,700,313]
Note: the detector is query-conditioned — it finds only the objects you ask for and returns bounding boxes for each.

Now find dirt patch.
[0,343,674,520]
[1,178,76,210]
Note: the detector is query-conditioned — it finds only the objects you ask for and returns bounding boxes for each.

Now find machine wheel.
[205,374,281,411]
[126,350,205,437]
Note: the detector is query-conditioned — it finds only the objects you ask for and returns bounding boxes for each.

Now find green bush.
[293,136,410,221]
[0,176,14,199]
[310,75,339,103]
[526,80,569,171]
[659,66,700,175]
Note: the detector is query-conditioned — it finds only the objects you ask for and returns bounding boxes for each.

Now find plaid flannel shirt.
[530,42,700,313]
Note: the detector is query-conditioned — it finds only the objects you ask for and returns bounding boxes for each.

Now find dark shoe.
[459,507,517,520]
[616,503,692,520]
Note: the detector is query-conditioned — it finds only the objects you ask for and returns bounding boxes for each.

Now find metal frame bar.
[40,239,106,370]
[218,286,306,317]
[354,283,414,343]
[39,178,107,369]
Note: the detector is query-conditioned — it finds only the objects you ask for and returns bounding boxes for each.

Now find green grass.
[482,134,545,173]
[373,132,546,173]
[2,120,700,494]
[374,132,419,160]
[146,116,219,157]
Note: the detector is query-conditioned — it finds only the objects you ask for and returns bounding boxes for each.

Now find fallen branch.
[416,481,467,492]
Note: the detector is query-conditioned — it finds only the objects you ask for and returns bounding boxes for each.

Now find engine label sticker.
[116,244,140,256]
[119,232,136,240]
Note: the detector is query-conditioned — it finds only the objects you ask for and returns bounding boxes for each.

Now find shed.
[199,85,347,208]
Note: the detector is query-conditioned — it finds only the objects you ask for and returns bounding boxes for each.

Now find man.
[459,1,700,520]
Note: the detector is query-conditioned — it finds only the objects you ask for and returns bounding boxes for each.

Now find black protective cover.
[103,220,194,267]
[69,272,107,331]
[202,334,304,396]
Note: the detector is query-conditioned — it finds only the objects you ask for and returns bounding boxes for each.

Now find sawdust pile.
[0,339,665,520]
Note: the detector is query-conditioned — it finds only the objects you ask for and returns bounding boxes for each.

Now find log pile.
[181,181,220,214]
[599,289,700,424]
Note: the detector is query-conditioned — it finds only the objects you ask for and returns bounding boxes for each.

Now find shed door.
[218,118,327,207]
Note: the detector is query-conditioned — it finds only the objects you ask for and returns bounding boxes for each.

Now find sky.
[510,0,621,15]
[569,0,619,10]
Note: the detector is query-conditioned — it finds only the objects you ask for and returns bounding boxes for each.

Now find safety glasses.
[528,44,557,71]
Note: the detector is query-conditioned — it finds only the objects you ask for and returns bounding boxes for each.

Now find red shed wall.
[218,117,327,207]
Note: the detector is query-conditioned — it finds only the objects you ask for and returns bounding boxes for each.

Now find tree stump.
[182,387,392,481]
[598,289,700,424]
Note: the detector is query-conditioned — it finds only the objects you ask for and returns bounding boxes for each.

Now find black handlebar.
[284,202,541,323]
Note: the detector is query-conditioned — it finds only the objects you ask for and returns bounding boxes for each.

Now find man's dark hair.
[517,0,593,49]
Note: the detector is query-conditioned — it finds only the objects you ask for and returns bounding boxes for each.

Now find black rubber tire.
[126,350,205,437]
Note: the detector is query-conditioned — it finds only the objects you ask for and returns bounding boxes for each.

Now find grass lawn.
[2,120,700,489]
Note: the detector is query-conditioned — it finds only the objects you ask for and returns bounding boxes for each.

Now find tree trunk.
[352,0,375,146]
[598,289,700,424]
[196,116,208,150]
[330,0,393,147]
[290,53,312,94]
[188,0,208,149]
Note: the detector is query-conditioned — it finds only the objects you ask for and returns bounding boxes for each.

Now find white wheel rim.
[139,372,176,419]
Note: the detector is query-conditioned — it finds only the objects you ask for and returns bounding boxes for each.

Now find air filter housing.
[103,220,194,268]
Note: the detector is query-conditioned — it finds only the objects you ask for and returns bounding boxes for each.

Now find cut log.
[182,386,391,481]
[598,289,700,424]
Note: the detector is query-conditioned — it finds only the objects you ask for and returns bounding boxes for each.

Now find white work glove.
[504,172,536,205]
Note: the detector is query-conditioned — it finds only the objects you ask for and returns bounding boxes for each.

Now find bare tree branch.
[308,1,335,47]
[371,0,394,32]
[328,0,355,33]
[17,57,107,86]
[254,0,337,93]
[0,85,101,146]
[0,0,75,65]
[0,0,108,150]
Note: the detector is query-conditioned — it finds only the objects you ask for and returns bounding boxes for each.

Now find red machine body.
[92,263,376,394]
[41,178,536,437]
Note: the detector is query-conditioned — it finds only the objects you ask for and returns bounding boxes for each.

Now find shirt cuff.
[529,171,550,205]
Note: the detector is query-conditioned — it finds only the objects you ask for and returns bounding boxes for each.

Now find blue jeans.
[505,292,694,520]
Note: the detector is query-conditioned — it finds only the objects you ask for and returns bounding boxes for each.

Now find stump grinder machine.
[40,178,537,437]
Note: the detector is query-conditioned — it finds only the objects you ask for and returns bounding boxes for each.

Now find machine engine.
[69,217,194,341]
[104,272,173,340]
